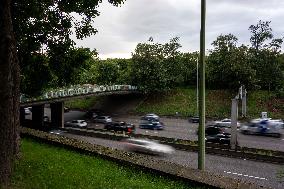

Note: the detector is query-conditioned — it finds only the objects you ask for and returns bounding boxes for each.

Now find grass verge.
[136,87,284,119]
[12,138,204,189]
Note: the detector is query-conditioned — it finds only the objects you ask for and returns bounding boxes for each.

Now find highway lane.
[95,115,284,152]
[27,109,284,151]
[60,133,284,189]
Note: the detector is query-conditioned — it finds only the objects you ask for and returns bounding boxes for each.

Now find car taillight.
[128,128,132,133]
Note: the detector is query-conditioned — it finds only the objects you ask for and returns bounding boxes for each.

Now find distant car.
[214,118,240,128]
[122,138,174,156]
[104,121,135,134]
[49,129,65,135]
[205,126,231,144]
[139,118,164,130]
[65,120,87,128]
[93,116,112,124]
[43,115,50,122]
[24,107,32,115]
[85,109,104,119]
[141,113,160,121]
[240,120,282,138]
[189,116,199,123]
[64,107,70,112]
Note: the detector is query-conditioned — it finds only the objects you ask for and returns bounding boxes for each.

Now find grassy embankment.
[66,87,284,119]
[12,138,203,189]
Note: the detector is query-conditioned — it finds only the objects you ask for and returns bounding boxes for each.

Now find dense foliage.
[12,0,125,96]
[19,18,284,96]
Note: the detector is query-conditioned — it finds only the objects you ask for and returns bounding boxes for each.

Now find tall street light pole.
[198,0,206,170]
[196,58,199,116]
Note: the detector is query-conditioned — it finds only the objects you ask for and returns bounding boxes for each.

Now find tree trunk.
[0,0,20,188]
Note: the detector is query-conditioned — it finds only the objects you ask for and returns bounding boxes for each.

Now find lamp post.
[196,57,199,116]
[198,0,206,170]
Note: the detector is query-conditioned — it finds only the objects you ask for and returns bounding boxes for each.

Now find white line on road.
[223,171,267,180]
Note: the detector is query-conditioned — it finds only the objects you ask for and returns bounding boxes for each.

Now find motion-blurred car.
[49,129,65,135]
[122,138,174,156]
[141,113,160,121]
[65,120,87,128]
[214,118,240,128]
[104,121,135,134]
[251,118,284,128]
[205,126,231,144]
[93,116,112,124]
[139,117,164,130]
[240,120,282,138]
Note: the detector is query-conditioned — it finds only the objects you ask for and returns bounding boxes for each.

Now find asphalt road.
[89,115,284,152]
[26,109,284,151]
[59,133,284,189]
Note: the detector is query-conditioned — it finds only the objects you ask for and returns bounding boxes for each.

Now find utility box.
[261,112,268,119]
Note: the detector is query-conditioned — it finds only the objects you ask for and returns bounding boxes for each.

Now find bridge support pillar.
[51,102,64,128]
[20,107,26,126]
[32,104,45,128]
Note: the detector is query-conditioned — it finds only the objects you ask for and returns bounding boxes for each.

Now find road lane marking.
[223,171,267,180]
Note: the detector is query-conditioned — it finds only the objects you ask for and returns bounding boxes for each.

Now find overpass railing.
[20,84,138,103]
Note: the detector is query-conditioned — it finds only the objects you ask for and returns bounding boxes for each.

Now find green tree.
[94,59,120,85]
[248,20,284,90]
[131,37,182,92]
[0,1,125,187]
[249,20,273,52]
[0,0,20,187]
[12,0,125,94]
[20,54,54,96]
[207,34,257,89]
[177,52,199,86]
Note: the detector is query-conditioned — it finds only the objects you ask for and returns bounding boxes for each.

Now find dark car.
[85,109,104,119]
[139,118,164,130]
[64,107,70,112]
[199,125,231,144]
[189,116,199,123]
[104,121,135,134]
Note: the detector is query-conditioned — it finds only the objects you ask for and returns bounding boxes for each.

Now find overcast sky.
[73,0,284,59]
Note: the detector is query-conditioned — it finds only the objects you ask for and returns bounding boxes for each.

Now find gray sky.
[73,0,284,59]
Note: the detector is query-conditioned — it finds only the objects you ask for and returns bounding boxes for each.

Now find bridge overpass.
[20,84,139,129]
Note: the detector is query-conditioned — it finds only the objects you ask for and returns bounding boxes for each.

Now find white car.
[142,113,160,121]
[49,129,65,135]
[93,116,112,124]
[214,118,240,128]
[251,118,284,129]
[240,121,282,138]
[65,120,87,128]
[122,138,174,156]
